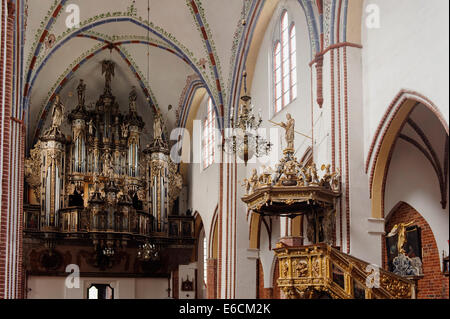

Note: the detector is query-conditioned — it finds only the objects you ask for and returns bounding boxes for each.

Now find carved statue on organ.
[153,108,163,141]
[77,79,86,106]
[102,60,115,95]
[51,95,64,129]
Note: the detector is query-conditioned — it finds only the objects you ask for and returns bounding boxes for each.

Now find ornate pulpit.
[241,113,416,298]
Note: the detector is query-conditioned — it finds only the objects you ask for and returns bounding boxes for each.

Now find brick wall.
[257,259,264,298]
[272,259,280,299]
[172,269,179,299]
[256,259,280,299]
[0,0,14,299]
[206,258,217,299]
[383,202,449,299]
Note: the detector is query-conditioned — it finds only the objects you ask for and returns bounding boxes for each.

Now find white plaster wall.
[135,278,170,299]
[178,262,197,299]
[187,93,220,251]
[258,216,280,288]
[385,106,449,266]
[346,46,375,263]
[235,163,259,298]
[362,0,449,156]
[243,0,313,292]
[361,0,449,264]
[27,276,168,299]
[185,0,449,297]
[196,228,206,299]
[249,0,313,173]
[385,140,448,264]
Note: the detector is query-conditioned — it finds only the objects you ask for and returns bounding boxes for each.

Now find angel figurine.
[320,164,332,187]
[309,164,320,185]
[249,168,259,190]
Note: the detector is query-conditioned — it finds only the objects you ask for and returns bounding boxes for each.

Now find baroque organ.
[23,61,191,274]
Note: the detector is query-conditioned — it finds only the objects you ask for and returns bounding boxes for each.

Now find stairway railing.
[274,242,415,299]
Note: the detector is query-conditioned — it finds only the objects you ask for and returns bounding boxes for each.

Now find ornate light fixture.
[224,71,272,165]
[137,242,160,261]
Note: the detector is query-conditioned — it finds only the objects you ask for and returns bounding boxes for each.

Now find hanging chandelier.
[137,242,160,261]
[224,71,272,165]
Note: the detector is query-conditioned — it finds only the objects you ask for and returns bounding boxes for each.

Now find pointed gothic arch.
[368,90,449,218]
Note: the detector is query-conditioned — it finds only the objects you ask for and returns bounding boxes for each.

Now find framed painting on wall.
[386,225,422,272]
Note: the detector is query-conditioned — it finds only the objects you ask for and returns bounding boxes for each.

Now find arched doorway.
[205,207,219,299]
[193,212,206,299]
[369,92,449,219]
[369,92,449,299]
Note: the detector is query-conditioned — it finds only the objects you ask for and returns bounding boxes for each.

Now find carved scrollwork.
[168,159,183,207]
[380,275,411,299]
[281,259,290,278]
[274,244,415,299]
[311,257,321,277]
[292,258,308,277]
[282,286,298,299]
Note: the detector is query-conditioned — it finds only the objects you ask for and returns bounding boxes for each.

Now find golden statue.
[241,178,251,194]
[321,164,332,185]
[309,163,319,185]
[271,113,295,150]
[387,221,414,255]
[269,113,311,150]
[259,165,273,185]
[249,168,259,190]
[153,108,163,140]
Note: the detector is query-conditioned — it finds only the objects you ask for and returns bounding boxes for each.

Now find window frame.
[272,10,297,115]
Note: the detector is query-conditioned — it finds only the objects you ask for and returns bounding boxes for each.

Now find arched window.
[203,97,215,169]
[273,11,297,113]
[87,283,114,299]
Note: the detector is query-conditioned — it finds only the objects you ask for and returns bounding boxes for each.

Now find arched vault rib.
[187,0,225,119]
[24,0,70,96]
[25,16,223,131]
[28,33,187,103]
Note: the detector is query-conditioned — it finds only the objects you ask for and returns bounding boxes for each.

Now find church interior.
[0,0,448,300]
